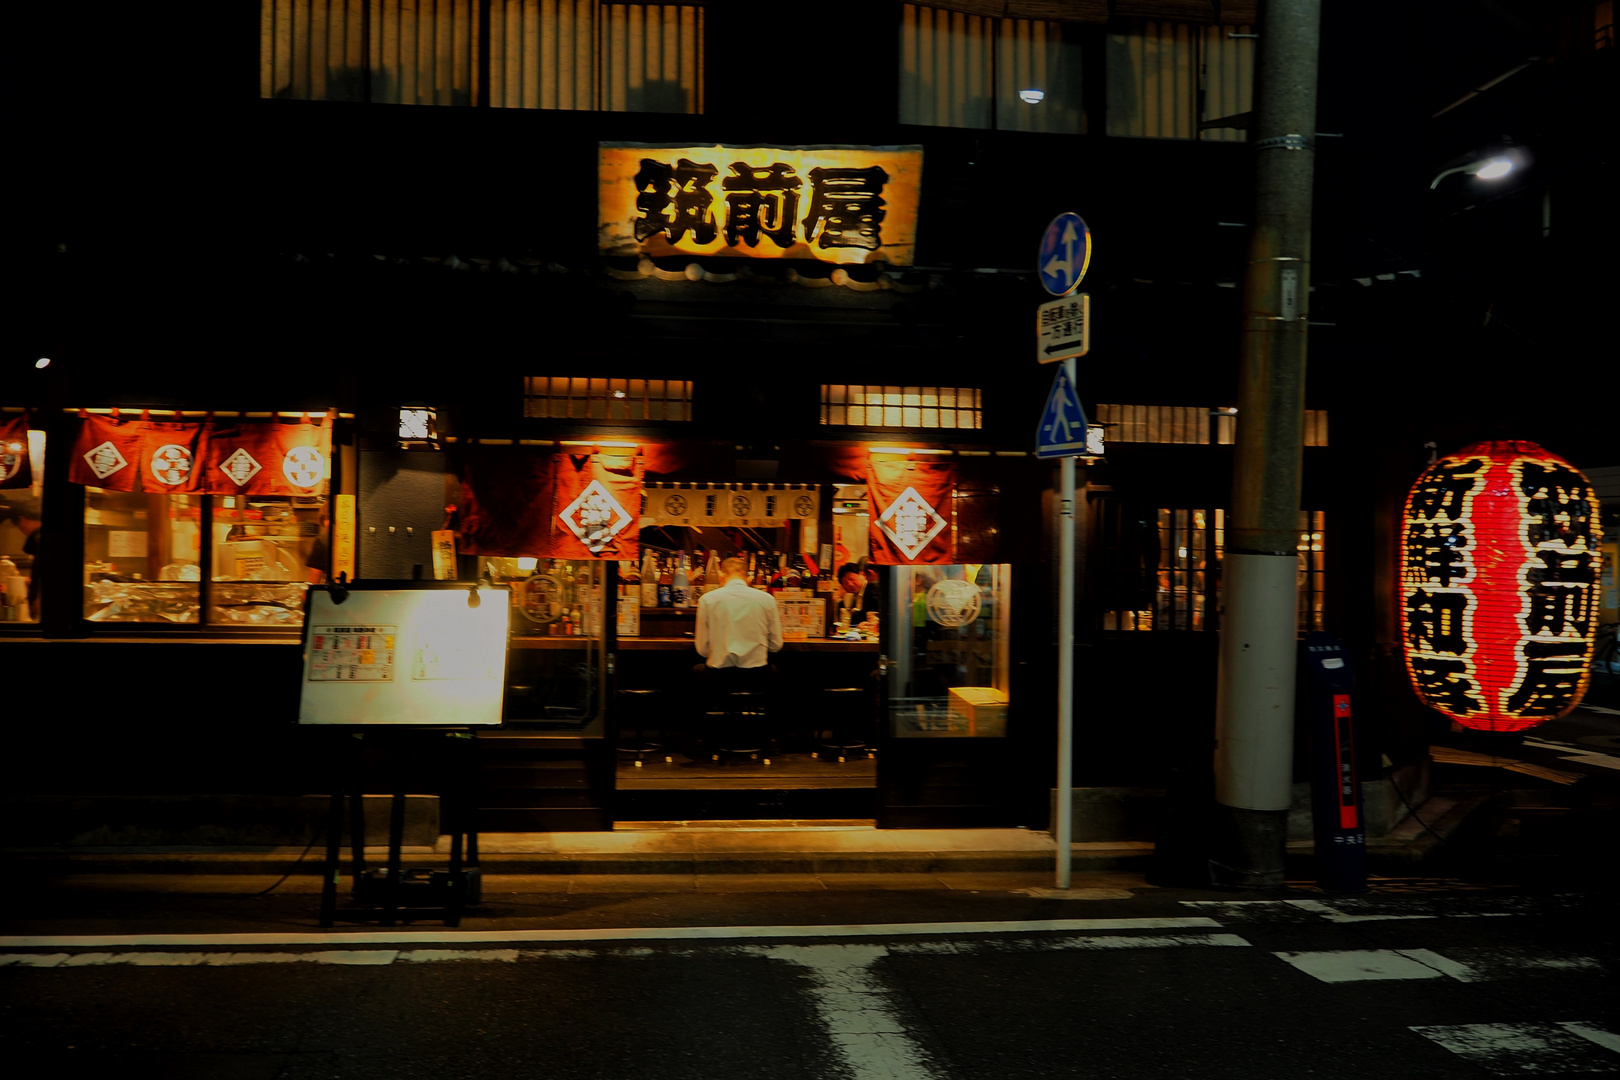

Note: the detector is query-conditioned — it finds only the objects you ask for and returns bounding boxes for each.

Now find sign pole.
[1056,356,1076,890]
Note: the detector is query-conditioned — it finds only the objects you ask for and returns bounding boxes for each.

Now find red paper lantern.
[1400,441,1603,732]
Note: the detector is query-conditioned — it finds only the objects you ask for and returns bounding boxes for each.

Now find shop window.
[887,564,1011,737]
[480,556,606,726]
[899,4,1084,134]
[1105,19,1253,141]
[523,377,693,421]
[821,385,982,430]
[1101,507,1326,633]
[261,1,705,114]
[0,426,46,625]
[1094,404,1327,447]
[83,491,327,628]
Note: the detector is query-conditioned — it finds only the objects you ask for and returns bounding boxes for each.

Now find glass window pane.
[208,495,321,627]
[888,564,1011,737]
[83,489,202,624]
[1,427,46,623]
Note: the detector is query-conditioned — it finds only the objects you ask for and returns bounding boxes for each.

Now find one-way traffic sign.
[1037,293,1090,363]
[1036,363,1088,459]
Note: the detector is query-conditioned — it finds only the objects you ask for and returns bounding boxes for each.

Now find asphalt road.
[4,887,1617,1080]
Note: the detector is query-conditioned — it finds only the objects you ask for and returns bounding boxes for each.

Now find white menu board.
[298,587,510,726]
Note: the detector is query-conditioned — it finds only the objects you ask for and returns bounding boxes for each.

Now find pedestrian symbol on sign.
[1036,365,1088,459]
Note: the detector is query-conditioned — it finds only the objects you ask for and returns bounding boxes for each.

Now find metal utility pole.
[1211,0,1322,889]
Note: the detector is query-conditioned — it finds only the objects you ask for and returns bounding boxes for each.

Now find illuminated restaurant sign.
[599,143,923,265]
[1400,440,1604,732]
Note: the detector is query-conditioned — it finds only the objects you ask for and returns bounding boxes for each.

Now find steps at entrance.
[477,733,611,832]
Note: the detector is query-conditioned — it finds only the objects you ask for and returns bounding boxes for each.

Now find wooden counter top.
[509,636,878,652]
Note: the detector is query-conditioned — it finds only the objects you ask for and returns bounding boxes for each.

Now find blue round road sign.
[1038,212,1091,297]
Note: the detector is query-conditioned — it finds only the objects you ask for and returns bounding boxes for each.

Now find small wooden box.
[947,686,1008,737]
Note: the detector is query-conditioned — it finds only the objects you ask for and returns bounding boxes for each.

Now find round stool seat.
[712,690,768,763]
[815,686,871,763]
[616,688,667,766]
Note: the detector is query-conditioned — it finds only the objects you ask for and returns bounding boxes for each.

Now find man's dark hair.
[1,494,42,525]
[837,563,863,580]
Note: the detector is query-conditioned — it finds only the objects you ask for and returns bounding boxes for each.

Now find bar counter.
[510,636,879,652]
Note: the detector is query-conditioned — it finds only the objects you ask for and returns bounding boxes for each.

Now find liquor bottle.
[705,549,721,592]
[746,551,757,587]
[785,555,803,591]
[766,552,784,595]
[640,549,658,608]
[657,556,673,608]
[569,604,583,634]
[672,554,690,608]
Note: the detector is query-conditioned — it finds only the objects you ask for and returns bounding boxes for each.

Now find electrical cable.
[242,823,326,898]
[1386,760,1449,845]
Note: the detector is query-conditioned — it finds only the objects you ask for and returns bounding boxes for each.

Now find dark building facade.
[5,1,1614,840]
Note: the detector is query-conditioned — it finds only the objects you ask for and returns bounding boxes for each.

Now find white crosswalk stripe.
[1410,1021,1620,1074]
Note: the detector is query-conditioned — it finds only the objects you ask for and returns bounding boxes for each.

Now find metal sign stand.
[318,728,481,928]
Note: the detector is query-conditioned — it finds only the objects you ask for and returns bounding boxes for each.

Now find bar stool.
[615,688,668,768]
[710,690,771,765]
[813,686,872,763]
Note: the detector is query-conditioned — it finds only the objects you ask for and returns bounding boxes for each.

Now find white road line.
[1560,1022,1620,1054]
[1411,1021,1620,1074]
[0,931,1251,969]
[0,916,1219,950]
[767,944,942,1080]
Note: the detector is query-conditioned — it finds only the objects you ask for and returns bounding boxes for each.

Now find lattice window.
[523,377,692,421]
[1094,405,1328,447]
[1102,507,1326,633]
[820,385,982,430]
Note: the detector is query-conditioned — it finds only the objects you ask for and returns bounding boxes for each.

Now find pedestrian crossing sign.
[1036,364,1088,459]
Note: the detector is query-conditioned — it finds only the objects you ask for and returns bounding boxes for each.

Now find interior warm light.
[868,446,951,456]
[1400,441,1603,732]
[1018,89,1045,104]
[35,358,51,369]
[1473,157,1513,180]
[516,557,538,571]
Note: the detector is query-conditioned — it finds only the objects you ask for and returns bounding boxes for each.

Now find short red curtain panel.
[459,448,643,561]
[68,413,331,495]
[867,458,955,565]
[1400,440,1604,731]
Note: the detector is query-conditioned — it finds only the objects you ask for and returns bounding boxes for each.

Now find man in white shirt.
[693,556,783,756]
[696,556,783,671]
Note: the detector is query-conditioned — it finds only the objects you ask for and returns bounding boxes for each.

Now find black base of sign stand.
[318,729,481,928]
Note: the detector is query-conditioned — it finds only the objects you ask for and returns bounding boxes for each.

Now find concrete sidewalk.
[8,797,1483,880]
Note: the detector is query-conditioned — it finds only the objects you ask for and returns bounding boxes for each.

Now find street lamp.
[1429,154,1517,189]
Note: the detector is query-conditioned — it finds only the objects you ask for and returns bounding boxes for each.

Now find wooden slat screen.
[1105,18,1252,140]
[262,1,703,113]
[900,3,1082,132]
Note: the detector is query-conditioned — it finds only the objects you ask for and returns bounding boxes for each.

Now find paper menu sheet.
[309,626,396,681]
[776,598,825,640]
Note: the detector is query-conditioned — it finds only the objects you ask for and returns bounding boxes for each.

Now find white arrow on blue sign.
[1038,212,1091,298]
[1036,364,1089,459]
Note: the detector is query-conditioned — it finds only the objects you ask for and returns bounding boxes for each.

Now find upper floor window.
[260,1,705,114]
[1094,404,1328,447]
[1105,19,1253,141]
[821,385,982,430]
[524,377,693,421]
[899,3,1083,134]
